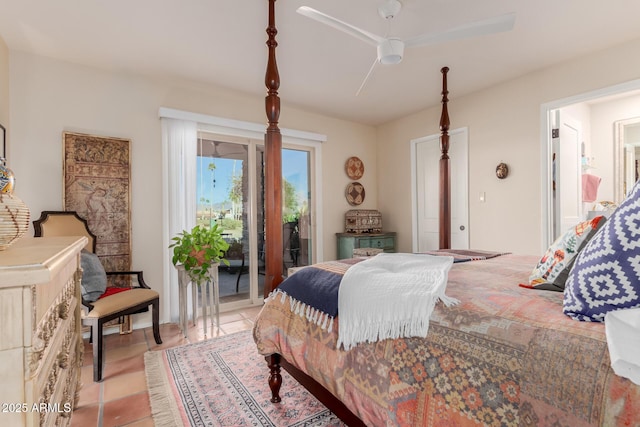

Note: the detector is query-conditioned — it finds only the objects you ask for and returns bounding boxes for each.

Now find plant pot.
[189,245,211,266]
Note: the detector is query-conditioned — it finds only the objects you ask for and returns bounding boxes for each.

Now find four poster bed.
[253,1,640,426]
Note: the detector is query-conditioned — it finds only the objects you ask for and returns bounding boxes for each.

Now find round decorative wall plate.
[345,156,365,180]
[346,182,365,206]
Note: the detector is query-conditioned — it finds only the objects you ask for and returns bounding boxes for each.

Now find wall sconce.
[496,162,509,179]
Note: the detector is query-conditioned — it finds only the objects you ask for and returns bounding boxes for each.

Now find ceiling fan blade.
[297,6,384,47]
[404,13,516,47]
[355,58,379,97]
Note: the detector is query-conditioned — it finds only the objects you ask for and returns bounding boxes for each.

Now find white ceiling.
[1,0,640,126]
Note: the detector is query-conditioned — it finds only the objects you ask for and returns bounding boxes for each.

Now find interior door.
[553,111,582,239]
[414,128,469,251]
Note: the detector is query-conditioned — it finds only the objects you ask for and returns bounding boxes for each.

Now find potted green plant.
[169,224,230,285]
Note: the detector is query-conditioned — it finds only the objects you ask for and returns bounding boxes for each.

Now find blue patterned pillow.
[563,180,640,321]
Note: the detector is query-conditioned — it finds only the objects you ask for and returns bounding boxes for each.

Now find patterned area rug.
[144,330,344,426]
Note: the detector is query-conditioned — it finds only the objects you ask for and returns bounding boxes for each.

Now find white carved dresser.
[0,236,87,427]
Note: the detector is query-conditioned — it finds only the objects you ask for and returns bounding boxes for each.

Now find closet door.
[414,128,469,251]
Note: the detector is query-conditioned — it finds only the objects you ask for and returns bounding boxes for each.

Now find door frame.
[539,79,640,251]
[410,127,469,252]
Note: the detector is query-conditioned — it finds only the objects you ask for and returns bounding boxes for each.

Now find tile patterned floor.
[70,305,264,427]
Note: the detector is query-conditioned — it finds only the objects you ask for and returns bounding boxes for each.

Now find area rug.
[144,330,344,426]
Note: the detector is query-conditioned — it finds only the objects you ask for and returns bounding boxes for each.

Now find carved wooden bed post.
[265,0,284,404]
[261,0,454,413]
[264,0,284,297]
[439,66,451,249]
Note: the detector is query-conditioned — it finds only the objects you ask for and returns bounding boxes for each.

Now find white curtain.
[161,118,197,322]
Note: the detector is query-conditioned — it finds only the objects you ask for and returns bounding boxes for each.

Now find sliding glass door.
[197,134,315,309]
[197,136,257,307]
[282,147,313,269]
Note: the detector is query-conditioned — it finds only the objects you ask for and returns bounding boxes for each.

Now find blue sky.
[196,149,309,209]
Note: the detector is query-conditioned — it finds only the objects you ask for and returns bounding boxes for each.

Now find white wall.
[10,35,640,323]
[590,93,640,202]
[377,37,640,255]
[8,51,376,323]
[0,37,8,153]
[559,102,591,221]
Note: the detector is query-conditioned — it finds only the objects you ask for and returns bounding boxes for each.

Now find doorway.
[540,79,640,250]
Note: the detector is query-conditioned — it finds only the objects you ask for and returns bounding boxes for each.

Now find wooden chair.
[33,211,162,382]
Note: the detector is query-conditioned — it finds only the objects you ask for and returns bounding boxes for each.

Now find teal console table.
[336,232,396,259]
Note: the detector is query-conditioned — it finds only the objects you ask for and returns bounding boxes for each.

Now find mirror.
[614,117,640,203]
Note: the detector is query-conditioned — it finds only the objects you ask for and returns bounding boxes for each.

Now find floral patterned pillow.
[521,215,606,291]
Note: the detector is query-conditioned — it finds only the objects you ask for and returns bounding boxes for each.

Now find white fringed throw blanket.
[337,253,458,351]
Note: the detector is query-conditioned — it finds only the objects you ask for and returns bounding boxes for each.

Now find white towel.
[605,308,640,385]
[337,253,458,351]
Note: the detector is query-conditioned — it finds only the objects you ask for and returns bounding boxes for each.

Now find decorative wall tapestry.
[63,132,132,272]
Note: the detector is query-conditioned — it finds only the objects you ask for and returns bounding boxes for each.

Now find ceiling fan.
[297,0,515,95]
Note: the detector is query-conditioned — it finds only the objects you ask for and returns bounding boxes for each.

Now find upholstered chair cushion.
[84,288,159,318]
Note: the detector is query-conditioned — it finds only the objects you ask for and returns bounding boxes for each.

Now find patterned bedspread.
[252,254,640,427]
